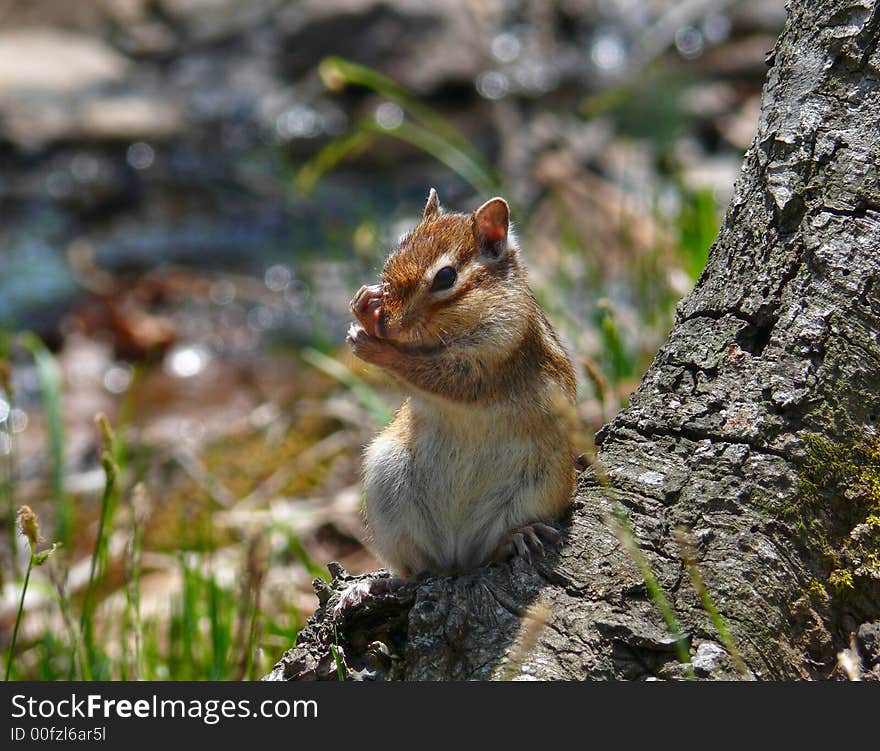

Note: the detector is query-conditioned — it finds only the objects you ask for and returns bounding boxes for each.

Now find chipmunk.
[346,189,576,578]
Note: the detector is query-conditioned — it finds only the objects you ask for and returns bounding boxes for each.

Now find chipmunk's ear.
[472,197,509,258]
[423,187,441,220]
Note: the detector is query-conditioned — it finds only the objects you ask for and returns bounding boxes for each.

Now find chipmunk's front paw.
[496,522,562,564]
[350,283,385,338]
[347,321,375,352]
[347,322,393,366]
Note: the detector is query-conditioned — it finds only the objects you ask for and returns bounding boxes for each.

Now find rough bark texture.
[265,0,880,681]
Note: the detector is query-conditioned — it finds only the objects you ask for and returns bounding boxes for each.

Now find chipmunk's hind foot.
[495,522,561,564]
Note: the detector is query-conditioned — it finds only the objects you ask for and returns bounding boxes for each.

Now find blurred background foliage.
[0,0,784,679]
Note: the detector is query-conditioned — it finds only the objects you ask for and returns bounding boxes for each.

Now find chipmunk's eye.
[430,266,457,292]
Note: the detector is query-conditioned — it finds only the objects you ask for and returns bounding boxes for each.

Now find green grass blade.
[330,625,345,681]
[80,416,119,671]
[674,528,749,678]
[180,555,197,679]
[295,129,375,193]
[677,187,719,281]
[208,576,231,680]
[124,485,147,680]
[370,120,496,195]
[612,509,694,677]
[5,554,33,681]
[297,56,498,194]
[319,56,485,158]
[20,333,69,547]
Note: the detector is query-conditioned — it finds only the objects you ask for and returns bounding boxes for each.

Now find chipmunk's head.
[373,189,529,352]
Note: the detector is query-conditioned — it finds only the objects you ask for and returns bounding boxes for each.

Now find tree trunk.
[266,0,880,681]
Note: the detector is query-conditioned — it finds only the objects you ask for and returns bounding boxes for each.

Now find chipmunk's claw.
[346,321,365,345]
[531,522,562,544]
[497,522,562,564]
[513,531,532,562]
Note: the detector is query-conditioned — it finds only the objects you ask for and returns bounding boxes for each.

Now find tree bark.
[266,0,880,681]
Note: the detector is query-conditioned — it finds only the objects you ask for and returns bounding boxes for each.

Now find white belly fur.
[363,397,549,575]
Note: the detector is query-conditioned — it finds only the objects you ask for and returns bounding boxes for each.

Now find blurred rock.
[0,1,111,32]
[278,0,492,94]
[0,28,182,148]
[117,22,179,56]
[158,0,284,42]
[77,95,183,140]
[1,92,183,149]
[0,240,79,332]
[0,28,129,96]
[101,0,151,25]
